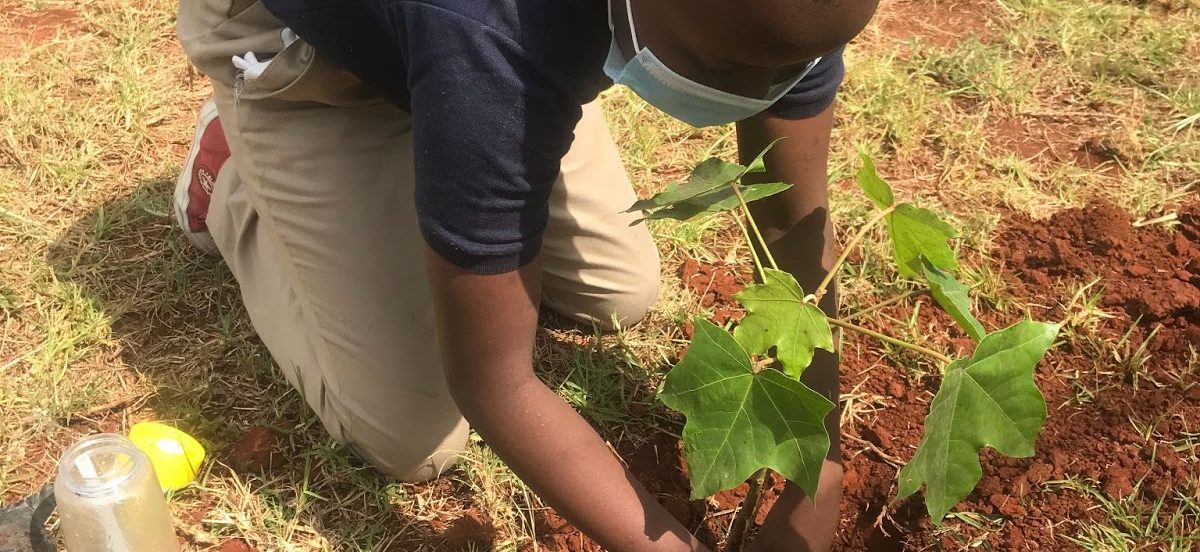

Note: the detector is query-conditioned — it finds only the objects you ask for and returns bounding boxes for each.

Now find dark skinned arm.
[424,248,709,552]
[737,103,844,552]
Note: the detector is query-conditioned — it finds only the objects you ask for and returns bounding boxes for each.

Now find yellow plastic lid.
[128,421,206,491]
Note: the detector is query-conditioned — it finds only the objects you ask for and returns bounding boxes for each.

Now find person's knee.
[339,407,471,483]
[587,270,661,330]
[546,263,661,330]
[608,270,661,328]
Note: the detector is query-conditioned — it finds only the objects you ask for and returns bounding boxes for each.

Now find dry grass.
[1,0,1197,550]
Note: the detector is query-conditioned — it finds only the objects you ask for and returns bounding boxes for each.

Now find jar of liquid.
[54,434,179,552]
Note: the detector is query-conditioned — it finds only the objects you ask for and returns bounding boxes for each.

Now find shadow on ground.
[43,177,663,551]
[45,178,447,549]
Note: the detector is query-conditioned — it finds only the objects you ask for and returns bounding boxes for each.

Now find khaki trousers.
[178,1,661,482]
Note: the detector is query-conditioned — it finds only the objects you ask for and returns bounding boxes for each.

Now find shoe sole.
[174,99,221,256]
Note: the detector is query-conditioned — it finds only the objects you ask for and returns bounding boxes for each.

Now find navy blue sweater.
[263,0,845,273]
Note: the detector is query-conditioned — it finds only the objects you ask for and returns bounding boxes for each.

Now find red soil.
[531,201,1199,551]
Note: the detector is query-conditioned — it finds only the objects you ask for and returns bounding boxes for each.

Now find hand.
[743,464,843,552]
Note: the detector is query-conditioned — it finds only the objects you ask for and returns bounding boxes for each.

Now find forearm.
[424,249,707,552]
[736,103,837,311]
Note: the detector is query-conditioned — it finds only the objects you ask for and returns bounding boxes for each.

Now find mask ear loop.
[624,0,641,51]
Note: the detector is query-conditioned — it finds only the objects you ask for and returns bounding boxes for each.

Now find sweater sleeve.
[767,45,846,120]
[404,4,583,273]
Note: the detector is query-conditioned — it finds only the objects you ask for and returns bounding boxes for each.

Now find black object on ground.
[0,484,55,552]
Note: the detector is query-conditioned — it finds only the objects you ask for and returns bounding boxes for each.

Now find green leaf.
[856,156,960,277]
[896,320,1060,521]
[661,319,835,498]
[745,138,787,173]
[727,182,791,203]
[733,269,835,379]
[643,182,792,222]
[856,153,894,209]
[921,258,985,342]
[628,158,746,212]
[890,203,958,277]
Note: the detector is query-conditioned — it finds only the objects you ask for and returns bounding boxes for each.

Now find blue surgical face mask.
[603,0,820,128]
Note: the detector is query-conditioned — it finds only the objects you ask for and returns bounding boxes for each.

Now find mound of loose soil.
[529,201,1199,551]
[442,510,498,549]
[838,201,1200,551]
[997,201,1200,325]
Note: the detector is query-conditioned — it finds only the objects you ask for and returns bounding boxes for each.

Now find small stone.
[229,426,275,473]
[1170,233,1194,256]
[1102,470,1135,499]
[862,426,893,450]
[989,493,1027,517]
[887,381,907,399]
[1026,462,1053,484]
[1126,265,1151,277]
[220,539,258,552]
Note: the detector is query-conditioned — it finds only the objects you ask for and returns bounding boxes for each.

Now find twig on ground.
[846,433,905,468]
[843,290,928,322]
[56,392,151,424]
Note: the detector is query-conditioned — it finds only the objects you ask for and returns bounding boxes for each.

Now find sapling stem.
[725,178,778,551]
[723,168,945,549]
[733,214,768,283]
[726,467,767,552]
[811,204,897,303]
[730,184,779,271]
[828,318,953,365]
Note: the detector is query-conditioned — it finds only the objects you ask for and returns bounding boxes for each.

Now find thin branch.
[842,290,928,322]
[53,392,152,425]
[732,214,767,283]
[828,317,953,365]
[726,468,768,552]
[845,433,905,468]
[811,205,897,303]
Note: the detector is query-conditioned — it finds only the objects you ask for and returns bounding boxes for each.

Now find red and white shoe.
[174,99,229,256]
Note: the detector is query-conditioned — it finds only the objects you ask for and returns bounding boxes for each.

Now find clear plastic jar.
[54,433,179,552]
